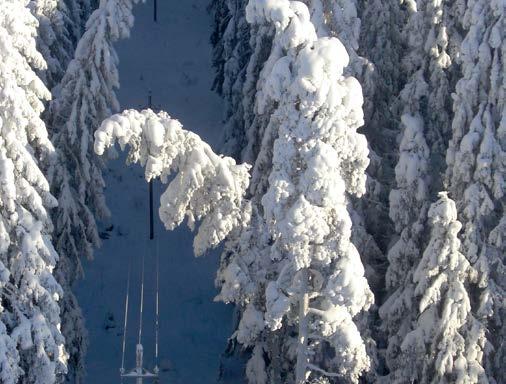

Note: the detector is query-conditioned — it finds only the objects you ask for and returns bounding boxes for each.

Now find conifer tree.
[0,1,67,382]
[446,0,505,380]
[402,192,486,383]
[46,1,141,381]
[48,0,141,300]
[379,0,462,380]
[215,2,374,382]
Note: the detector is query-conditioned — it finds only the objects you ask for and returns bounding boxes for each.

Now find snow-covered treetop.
[413,191,471,312]
[246,0,317,113]
[246,0,316,47]
[95,109,251,256]
[401,191,486,383]
[246,0,368,197]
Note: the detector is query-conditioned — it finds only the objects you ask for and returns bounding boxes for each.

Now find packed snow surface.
[76,1,240,383]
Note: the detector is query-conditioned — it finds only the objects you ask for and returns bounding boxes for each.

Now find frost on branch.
[95,109,251,256]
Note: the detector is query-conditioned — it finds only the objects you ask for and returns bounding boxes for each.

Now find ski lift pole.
[120,92,160,384]
[149,180,154,240]
[148,91,154,241]
[154,236,159,374]
[154,0,157,22]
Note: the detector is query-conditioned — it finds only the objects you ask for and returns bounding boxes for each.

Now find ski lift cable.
[148,91,160,370]
[138,236,146,345]
[121,253,132,375]
[155,230,160,369]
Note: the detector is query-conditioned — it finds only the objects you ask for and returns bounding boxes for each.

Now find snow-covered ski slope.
[75,1,238,383]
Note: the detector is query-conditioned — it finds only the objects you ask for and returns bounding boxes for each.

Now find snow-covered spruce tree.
[257,7,373,384]
[402,192,486,383]
[48,0,141,301]
[379,0,465,380]
[445,0,505,381]
[46,0,141,381]
[0,1,68,382]
[215,2,374,383]
[94,108,252,379]
[94,108,251,255]
[303,0,387,300]
[354,0,408,254]
[379,114,430,383]
[378,113,431,381]
[298,1,386,374]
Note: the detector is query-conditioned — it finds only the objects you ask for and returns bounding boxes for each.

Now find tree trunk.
[296,269,309,384]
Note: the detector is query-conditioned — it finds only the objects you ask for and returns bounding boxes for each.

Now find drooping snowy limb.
[445,0,505,380]
[0,1,68,382]
[400,192,486,383]
[95,108,251,256]
[29,0,75,90]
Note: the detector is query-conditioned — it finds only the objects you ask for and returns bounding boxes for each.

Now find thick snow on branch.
[95,109,251,256]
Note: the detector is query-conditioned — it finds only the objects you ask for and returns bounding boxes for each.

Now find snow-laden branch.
[94,109,251,256]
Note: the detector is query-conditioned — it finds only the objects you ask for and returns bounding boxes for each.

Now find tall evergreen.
[0,1,67,382]
[446,0,505,380]
[45,0,141,381]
